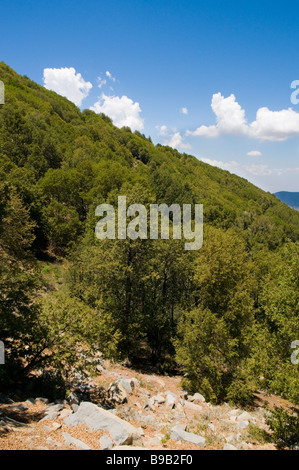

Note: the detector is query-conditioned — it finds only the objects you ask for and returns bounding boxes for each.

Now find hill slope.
[0,61,298,253]
[0,62,298,410]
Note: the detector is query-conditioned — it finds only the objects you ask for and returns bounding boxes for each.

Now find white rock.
[223,444,238,450]
[46,437,62,448]
[237,411,253,422]
[137,427,144,436]
[152,394,165,405]
[63,432,91,450]
[116,379,134,394]
[184,401,202,412]
[192,393,205,403]
[170,425,206,447]
[238,420,249,429]
[99,434,113,450]
[108,382,128,404]
[166,394,176,409]
[59,409,72,419]
[225,433,241,443]
[43,422,62,432]
[130,378,140,389]
[40,411,59,422]
[64,402,140,446]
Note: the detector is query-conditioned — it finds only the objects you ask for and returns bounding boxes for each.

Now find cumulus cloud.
[43,67,92,106]
[165,132,191,150]
[156,125,169,136]
[249,107,299,141]
[187,93,247,138]
[90,93,144,131]
[247,150,262,157]
[201,158,299,177]
[181,107,188,115]
[187,93,299,141]
[156,125,191,150]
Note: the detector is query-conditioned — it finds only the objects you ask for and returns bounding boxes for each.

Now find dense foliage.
[0,63,298,404]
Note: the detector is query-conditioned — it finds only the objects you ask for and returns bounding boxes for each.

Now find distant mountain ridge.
[274,192,299,211]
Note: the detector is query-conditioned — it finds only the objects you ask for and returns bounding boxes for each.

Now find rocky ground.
[0,360,284,451]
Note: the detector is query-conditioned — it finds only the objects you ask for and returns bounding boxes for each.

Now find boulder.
[170,425,206,447]
[26,398,36,405]
[238,420,249,430]
[237,411,253,422]
[108,382,128,404]
[40,410,59,422]
[9,404,28,412]
[63,432,91,450]
[35,397,49,404]
[225,433,241,443]
[180,391,188,400]
[152,394,165,405]
[68,392,80,407]
[116,379,135,394]
[183,401,203,412]
[223,444,238,450]
[166,392,177,409]
[64,402,140,446]
[48,403,64,412]
[59,409,72,419]
[191,393,205,403]
[46,437,62,448]
[166,390,177,399]
[130,378,140,389]
[99,434,113,450]
[143,399,155,411]
[43,422,62,432]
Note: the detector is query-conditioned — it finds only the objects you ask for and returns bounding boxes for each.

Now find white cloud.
[43,67,92,106]
[187,92,299,141]
[181,107,188,115]
[106,70,116,82]
[156,125,168,136]
[247,150,262,157]
[187,93,247,138]
[97,77,107,89]
[165,132,191,150]
[249,107,299,141]
[156,125,191,150]
[90,93,144,131]
[201,158,299,177]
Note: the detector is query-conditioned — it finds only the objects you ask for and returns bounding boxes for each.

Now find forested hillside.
[0,62,298,406]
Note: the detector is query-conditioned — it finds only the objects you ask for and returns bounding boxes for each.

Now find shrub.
[266,406,299,450]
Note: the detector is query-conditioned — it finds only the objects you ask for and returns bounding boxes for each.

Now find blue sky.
[1,0,299,192]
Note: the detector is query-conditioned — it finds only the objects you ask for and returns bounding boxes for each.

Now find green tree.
[175,226,255,403]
